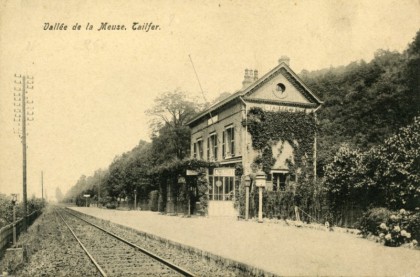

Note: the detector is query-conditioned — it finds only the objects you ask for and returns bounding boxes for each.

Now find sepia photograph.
[0,0,419,276]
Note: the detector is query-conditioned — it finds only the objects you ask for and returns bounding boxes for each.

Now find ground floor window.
[208,175,235,201]
[272,172,289,191]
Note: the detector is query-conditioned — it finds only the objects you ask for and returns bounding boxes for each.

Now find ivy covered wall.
[244,107,317,179]
[239,107,322,221]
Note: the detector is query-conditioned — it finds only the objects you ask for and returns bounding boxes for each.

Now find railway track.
[56,208,195,277]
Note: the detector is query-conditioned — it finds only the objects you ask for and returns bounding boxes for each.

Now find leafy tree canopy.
[300,30,420,175]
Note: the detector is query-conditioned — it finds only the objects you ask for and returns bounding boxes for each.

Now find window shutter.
[231,128,235,156]
[207,137,210,161]
[214,134,218,160]
[222,131,225,158]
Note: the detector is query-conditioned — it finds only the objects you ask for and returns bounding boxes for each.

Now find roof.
[187,62,323,126]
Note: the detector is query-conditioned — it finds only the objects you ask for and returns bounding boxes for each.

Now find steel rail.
[55,210,107,277]
[63,208,196,277]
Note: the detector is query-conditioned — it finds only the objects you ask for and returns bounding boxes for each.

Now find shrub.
[0,194,14,228]
[405,210,420,242]
[358,207,392,236]
[324,118,420,215]
[105,203,117,209]
[367,117,420,210]
[377,209,419,247]
[27,197,46,213]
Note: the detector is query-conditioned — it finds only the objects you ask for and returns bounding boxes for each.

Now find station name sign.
[213,168,235,177]
[250,103,310,113]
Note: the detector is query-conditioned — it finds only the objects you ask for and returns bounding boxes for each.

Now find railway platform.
[70,207,420,276]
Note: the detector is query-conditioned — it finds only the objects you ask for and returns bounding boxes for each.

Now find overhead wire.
[188,55,221,144]
[189,55,256,161]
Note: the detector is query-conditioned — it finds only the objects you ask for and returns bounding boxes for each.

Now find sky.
[0,0,419,201]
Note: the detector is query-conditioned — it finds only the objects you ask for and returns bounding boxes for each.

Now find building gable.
[242,66,320,106]
[245,70,310,104]
[187,60,322,127]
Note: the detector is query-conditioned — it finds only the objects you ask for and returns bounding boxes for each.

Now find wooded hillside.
[300,30,420,174]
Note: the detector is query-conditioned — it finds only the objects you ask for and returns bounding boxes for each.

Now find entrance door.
[209,176,234,200]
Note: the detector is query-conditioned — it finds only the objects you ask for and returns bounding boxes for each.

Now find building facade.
[187,57,322,217]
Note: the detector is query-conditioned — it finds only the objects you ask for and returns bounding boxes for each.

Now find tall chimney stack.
[278,55,290,66]
[242,68,253,89]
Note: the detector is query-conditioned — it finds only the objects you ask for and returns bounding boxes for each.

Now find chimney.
[242,68,258,89]
[242,69,252,89]
[278,55,290,66]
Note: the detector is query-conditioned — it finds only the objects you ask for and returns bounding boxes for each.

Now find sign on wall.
[213,168,235,177]
[186,169,199,176]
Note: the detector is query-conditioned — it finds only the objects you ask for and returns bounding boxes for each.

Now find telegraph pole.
[22,76,27,229]
[41,171,44,201]
[14,74,34,231]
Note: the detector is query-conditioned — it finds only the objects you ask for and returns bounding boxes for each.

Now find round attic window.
[276,83,286,92]
[273,83,287,98]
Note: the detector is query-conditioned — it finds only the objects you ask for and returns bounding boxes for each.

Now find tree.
[147,90,204,161]
[300,29,420,176]
[146,90,204,132]
[367,116,420,210]
[324,145,369,213]
[324,117,420,215]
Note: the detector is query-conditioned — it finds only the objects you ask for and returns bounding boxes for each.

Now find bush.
[105,203,117,209]
[0,194,14,228]
[405,210,420,242]
[261,190,295,220]
[358,207,392,236]
[27,197,46,213]
[378,209,419,247]
[0,194,46,229]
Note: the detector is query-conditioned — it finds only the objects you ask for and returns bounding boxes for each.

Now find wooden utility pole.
[14,74,34,231]
[41,171,44,201]
[22,76,28,229]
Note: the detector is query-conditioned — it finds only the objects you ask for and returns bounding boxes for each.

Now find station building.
[187,57,322,217]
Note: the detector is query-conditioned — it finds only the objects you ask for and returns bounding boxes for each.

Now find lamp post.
[11,194,18,246]
[244,176,251,220]
[255,170,266,223]
[134,188,137,210]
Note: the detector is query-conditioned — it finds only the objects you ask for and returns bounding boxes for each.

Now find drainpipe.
[239,97,247,175]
